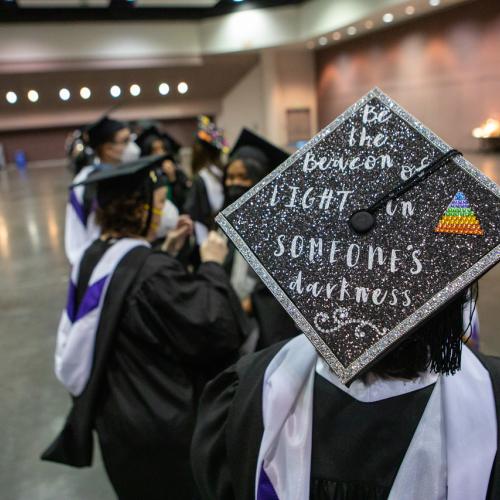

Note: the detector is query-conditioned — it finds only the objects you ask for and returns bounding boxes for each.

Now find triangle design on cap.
[435,191,484,236]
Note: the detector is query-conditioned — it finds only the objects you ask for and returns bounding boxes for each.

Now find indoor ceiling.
[0,0,307,22]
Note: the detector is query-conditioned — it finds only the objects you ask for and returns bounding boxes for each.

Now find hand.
[241,296,253,315]
[162,215,193,255]
[162,159,177,183]
[200,231,228,264]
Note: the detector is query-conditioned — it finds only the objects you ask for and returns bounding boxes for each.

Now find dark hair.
[95,190,147,236]
[140,134,165,157]
[365,287,473,380]
[191,140,223,175]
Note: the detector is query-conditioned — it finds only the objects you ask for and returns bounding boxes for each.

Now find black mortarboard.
[87,116,127,150]
[136,125,181,157]
[216,87,500,384]
[72,154,168,208]
[230,128,289,172]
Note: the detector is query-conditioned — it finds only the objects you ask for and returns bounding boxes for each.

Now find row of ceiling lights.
[309,0,442,49]
[4,81,189,104]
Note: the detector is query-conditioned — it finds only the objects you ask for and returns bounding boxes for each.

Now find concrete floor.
[0,153,498,499]
[0,166,115,499]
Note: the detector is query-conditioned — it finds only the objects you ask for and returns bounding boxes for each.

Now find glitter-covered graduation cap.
[216,87,500,384]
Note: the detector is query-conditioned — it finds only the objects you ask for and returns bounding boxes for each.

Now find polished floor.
[0,154,499,499]
[0,166,115,499]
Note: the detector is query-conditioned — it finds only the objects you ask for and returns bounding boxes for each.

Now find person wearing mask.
[64,115,141,264]
[43,156,246,500]
[223,129,299,352]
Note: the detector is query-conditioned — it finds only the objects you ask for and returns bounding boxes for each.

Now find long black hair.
[366,285,477,380]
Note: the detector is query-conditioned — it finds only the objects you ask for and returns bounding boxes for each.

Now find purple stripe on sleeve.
[66,280,77,323]
[69,188,88,226]
[75,275,108,322]
[257,465,280,500]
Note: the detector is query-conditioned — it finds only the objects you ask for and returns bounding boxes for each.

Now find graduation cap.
[216,87,500,384]
[230,128,289,173]
[136,125,181,157]
[72,154,168,209]
[86,104,128,150]
[87,116,127,150]
[196,115,229,153]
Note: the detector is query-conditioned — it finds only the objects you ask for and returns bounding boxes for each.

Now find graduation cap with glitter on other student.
[215,87,500,384]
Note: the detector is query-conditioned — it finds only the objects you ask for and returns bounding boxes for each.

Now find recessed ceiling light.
[177,82,189,94]
[429,0,440,6]
[6,91,17,104]
[405,5,415,15]
[110,85,121,98]
[332,32,342,41]
[347,26,357,36]
[130,84,141,97]
[27,90,39,103]
[383,13,394,23]
[80,87,91,100]
[59,88,70,101]
[159,83,170,96]
[364,20,374,29]
[318,36,328,46]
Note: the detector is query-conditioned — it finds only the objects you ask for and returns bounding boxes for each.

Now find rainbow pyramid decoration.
[435,191,484,236]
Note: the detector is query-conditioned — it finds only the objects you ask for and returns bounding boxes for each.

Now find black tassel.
[425,285,477,376]
[366,285,476,380]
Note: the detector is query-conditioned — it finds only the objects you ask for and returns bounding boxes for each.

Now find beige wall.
[315,0,500,151]
[218,64,265,146]
[219,48,318,150]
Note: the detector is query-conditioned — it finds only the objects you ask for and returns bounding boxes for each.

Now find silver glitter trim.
[216,87,500,384]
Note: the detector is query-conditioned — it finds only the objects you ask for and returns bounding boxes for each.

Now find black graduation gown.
[168,168,191,211]
[191,341,500,500]
[223,244,299,351]
[43,241,246,500]
[251,281,299,350]
[183,175,214,231]
[310,375,433,499]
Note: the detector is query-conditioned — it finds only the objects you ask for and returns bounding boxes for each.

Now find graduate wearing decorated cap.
[183,115,229,246]
[64,112,142,265]
[222,128,299,353]
[192,89,500,499]
[42,155,247,499]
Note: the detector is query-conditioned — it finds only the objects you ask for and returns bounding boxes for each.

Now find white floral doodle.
[313,307,388,338]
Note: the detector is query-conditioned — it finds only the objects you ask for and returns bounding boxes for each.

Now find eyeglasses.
[111,137,131,145]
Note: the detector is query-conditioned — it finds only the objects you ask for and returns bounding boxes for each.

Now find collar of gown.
[316,356,438,403]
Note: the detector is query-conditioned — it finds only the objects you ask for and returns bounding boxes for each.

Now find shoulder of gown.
[121,252,245,372]
[191,340,291,500]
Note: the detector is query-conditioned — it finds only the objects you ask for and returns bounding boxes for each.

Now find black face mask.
[224,185,249,207]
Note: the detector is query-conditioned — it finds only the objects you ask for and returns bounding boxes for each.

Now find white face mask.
[121,141,141,163]
[155,199,180,239]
